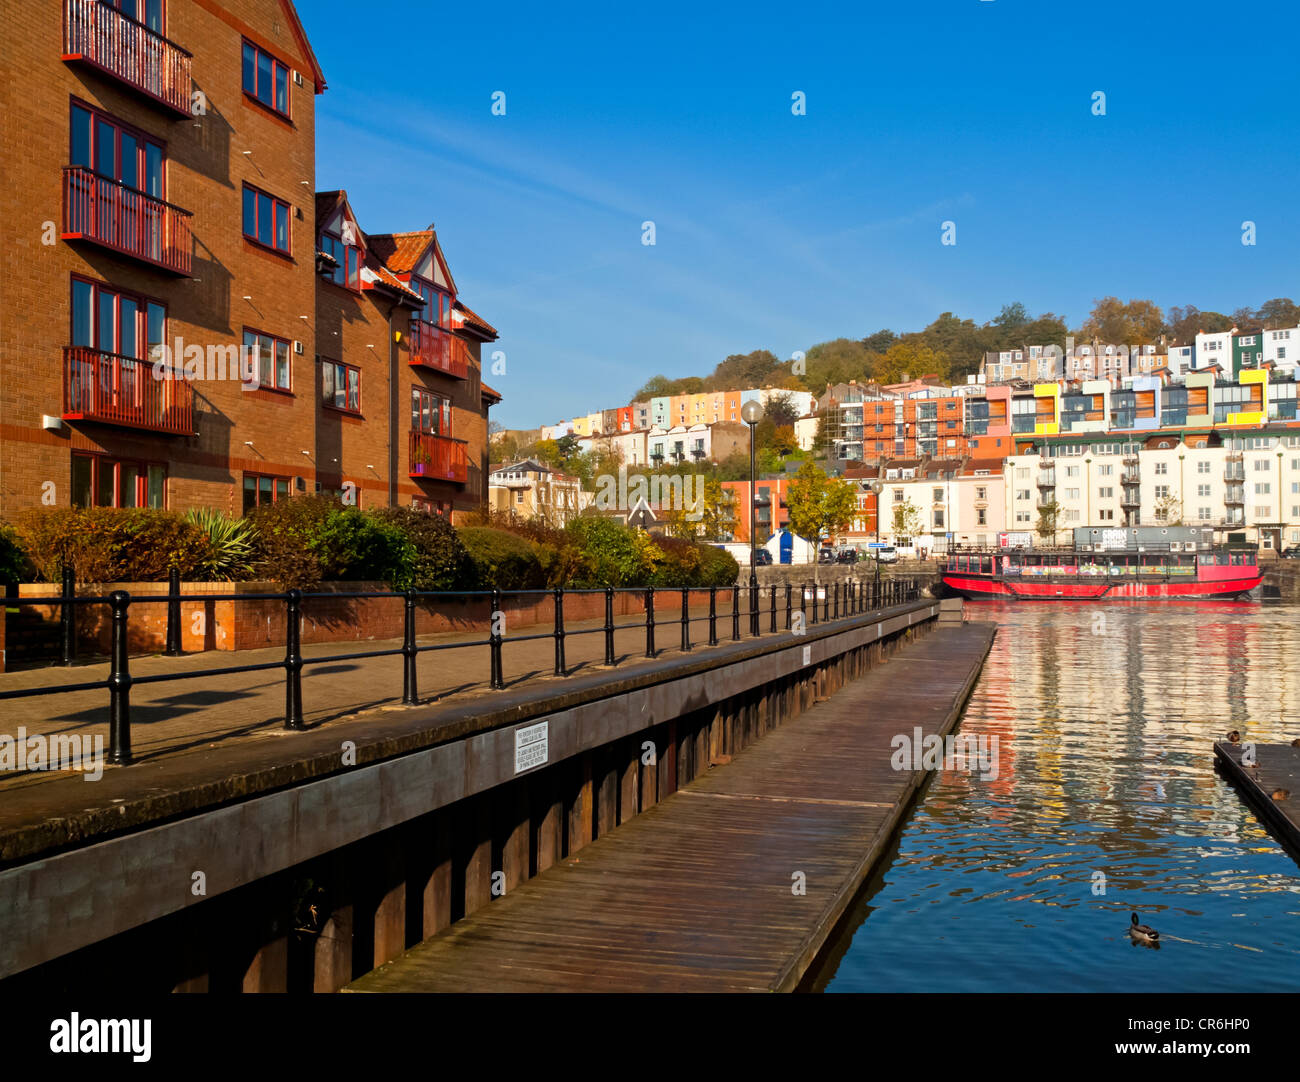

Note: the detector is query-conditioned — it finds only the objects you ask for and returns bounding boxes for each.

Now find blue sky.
[307,0,1299,428]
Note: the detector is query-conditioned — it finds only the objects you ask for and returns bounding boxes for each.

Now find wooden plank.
[1214,741,1300,863]
[347,623,993,994]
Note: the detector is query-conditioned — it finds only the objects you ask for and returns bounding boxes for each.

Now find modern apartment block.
[0,0,498,521]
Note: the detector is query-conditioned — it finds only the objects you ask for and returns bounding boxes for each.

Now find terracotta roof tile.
[452,301,498,339]
[482,382,503,402]
[367,231,433,274]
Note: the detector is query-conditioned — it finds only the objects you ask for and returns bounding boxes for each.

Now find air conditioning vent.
[293,340,303,355]
[293,70,303,86]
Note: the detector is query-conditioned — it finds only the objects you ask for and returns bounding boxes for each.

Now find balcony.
[1120,488,1141,508]
[409,320,470,380]
[1224,487,1245,506]
[1122,470,1141,485]
[1036,470,1055,488]
[409,431,468,483]
[63,347,193,434]
[63,0,193,117]
[63,167,192,275]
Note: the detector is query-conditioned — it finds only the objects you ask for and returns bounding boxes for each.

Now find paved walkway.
[0,593,831,793]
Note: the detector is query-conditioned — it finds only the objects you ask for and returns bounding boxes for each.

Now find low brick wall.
[14,581,728,657]
[0,601,6,673]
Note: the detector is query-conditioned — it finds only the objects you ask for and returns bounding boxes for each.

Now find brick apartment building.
[0,0,498,522]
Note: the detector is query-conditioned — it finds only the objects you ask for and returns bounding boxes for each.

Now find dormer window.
[321,228,360,289]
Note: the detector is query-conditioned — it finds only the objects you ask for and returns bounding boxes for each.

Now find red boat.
[942,526,1262,601]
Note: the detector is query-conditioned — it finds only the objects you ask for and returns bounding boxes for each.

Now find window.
[977,508,987,525]
[1099,487,1113,498]
[321,360,360,413]
[1155,485,1170,498]
[1154,462,1168,474]
[1254,458,1270,472]
[1097,464,1113,476]
[933,488,943,502]
[413,497,451,516]
[320,230,360,289]
[243,473,290,514]
[1197,461,1210,474]
[70,100,164,199]
[72,453,165,508]
[976,487,987,500]
[1197,507,1212,520]
[1099,509,1114,521]
[1255,482,1271,494]
[243,329,292,391]
[242,184,290,253]
[71,276,166,360]
[411,388,452,435]
[241,40,290,117]
[1197,484,1211,497]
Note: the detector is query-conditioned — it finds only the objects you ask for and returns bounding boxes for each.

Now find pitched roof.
[282,0,327,91]
[481,382,503,404]
[367,231,432,274]
[452,301,498,340]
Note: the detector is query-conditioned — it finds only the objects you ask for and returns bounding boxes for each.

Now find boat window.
[981,557,992,573]
[1230,552,1243,565]
[1198,554,1214,565]
[1245,552,1256,565]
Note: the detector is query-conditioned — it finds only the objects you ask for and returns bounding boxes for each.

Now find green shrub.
[185,508,255,580]
[371,507,472,591]
[310,507,412,583]
[646,535,700,588]
[459,526,547,590]
[695,543,740,587]
[563,517,660,587]
[13,508,216,584]
[245,495,339,588]
[0,523,30,589]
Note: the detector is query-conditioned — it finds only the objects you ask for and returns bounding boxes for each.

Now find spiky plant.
[184,507,256,581]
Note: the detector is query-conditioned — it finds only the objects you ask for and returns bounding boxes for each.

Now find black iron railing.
[0,573,925,766]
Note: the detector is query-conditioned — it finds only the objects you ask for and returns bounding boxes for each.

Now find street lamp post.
[741,399,765,634]
[868,479,884,606]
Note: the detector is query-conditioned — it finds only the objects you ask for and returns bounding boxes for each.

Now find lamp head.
[740,399,765,426]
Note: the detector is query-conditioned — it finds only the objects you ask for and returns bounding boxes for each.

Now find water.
[814,601,1300,993]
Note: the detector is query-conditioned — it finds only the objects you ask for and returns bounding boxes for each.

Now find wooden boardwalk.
[1215,741,1300,863]
[346,622,995,993]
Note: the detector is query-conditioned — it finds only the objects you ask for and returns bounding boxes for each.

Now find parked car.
[753,548,773,565]
[874,546,899,564]
[1280,546,1300,560]
[817,546,835,564]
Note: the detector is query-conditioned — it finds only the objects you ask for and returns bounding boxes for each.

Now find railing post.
[645,586,656,657]
[680,587,691,651]
[834,582,840,620]
[554,587,567,675]
[784,583,792,630]
[811,583,819,625]
[402,588,418,704]
[769,585,777,633]
[284,589,305,729]
[604,587,616,666]
[107,590,132,765]
[800,584,807,628]
[708,586,718,645]
[164,565,182,656]
[489,587,505,689]
[823,582,830,623]
[61,564,77,666]
[749,579,759,637]
[732,584,741,641]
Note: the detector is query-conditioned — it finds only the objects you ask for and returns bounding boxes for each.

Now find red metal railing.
[409,319,470,379]
[409,431,469,482]
[63,167,192,275]
[63,347,194,435]
[63,0,193,115]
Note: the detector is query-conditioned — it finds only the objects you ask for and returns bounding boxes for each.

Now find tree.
[1166,305,1232,343]
[1230,306,1257,331]
[664,476,736,542]
[1255,298,1300,328]
[876,341,951,384]
[891,499,922,542]
[705,349,781,392]
[1035,499,1061,543]
[801,338,880,392]
[861,329,898,354]
[786,461,858,544]
[1078,297,1165,344]
[763,390,801,429]
[634,375,677,399]
[993,302,1030,330]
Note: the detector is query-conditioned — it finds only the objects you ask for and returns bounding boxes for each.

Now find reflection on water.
[815,601,1300,993]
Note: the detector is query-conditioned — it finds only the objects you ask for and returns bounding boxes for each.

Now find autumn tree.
[786,461,858,544]
[876,341,951,384]
[1078,297,1165,344]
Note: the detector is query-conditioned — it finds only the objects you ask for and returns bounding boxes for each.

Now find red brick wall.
[0,1,319,517]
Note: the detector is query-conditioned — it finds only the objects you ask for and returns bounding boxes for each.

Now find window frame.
[321,358,361,414]
[242,183,291,255]
[320,230,361,290]
[243,328,293,392]
[70,98,167,199]
[72,451,166,509]
[241,39,291,118]
[242,472,292,514]
[411,387,452,436]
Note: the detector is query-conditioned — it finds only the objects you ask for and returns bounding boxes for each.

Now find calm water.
[813,601,1300,993]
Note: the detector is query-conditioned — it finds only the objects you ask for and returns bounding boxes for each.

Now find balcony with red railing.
[63,0,193,116]
[63,166,192,275]
[409,430,469,483]
[63,347,194,435]
[409,319,470,380]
